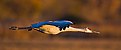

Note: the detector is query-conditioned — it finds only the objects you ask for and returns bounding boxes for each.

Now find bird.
[9,20,100,34]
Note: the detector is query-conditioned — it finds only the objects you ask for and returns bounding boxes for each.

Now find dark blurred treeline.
[0,0,121,40]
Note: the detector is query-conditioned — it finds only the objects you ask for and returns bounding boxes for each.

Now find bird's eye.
[87,28,91,30]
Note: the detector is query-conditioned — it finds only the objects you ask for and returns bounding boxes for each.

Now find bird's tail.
[9,26,32,31]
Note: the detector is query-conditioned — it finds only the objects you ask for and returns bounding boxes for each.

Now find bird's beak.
[93,31,100,34]
[85,27,100,34]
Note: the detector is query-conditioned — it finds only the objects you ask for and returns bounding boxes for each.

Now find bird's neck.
[61,27,86,32]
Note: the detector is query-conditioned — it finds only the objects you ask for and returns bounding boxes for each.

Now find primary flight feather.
[9,20,100,34]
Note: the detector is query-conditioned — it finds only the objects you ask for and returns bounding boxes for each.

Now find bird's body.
[35,25,100,34]
[9,20,100,34]
[39,25,84,34]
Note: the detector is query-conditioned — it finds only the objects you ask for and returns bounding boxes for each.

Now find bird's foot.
[9,26,18,30]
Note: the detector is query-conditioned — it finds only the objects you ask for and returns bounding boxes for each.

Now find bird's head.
[85,27,100,34]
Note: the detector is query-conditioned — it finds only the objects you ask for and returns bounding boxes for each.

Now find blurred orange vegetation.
[0,0,121,40]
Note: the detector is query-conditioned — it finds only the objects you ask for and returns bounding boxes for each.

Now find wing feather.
[31,20,73,31]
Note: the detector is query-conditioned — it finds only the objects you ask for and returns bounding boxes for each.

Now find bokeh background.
[0,0,121,50]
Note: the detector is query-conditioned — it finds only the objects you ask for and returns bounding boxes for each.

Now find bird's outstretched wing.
[31,20,73,31]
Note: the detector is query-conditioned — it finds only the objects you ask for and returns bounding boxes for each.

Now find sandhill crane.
[9,20,100,34]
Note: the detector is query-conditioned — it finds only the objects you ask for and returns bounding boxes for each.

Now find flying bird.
[9,20,100,34]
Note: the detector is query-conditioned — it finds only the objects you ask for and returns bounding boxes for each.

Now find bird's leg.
[9,26,32,31]
[18,27,32,31]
